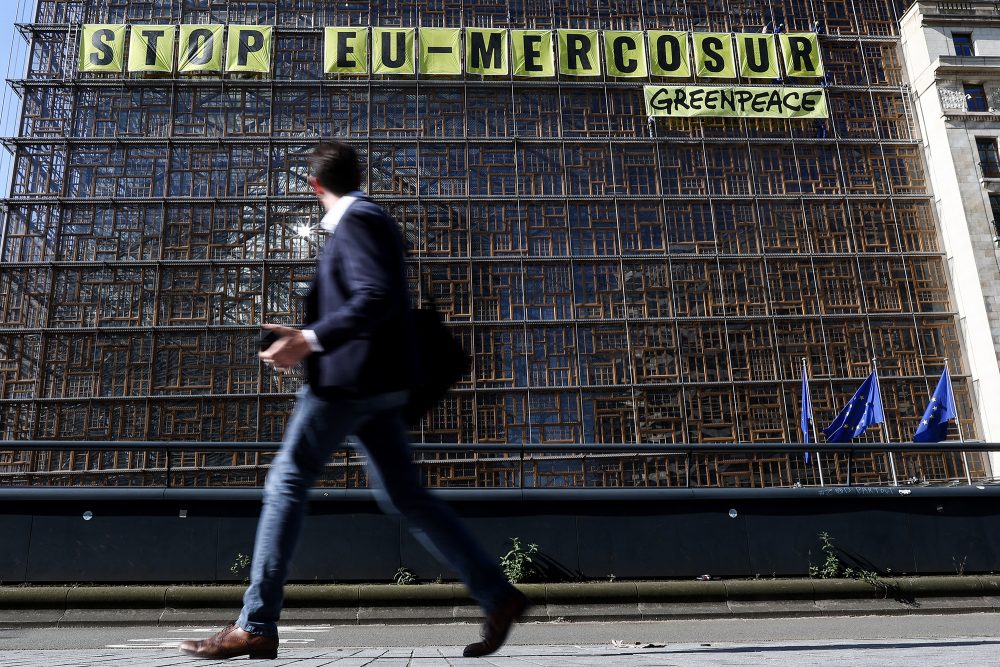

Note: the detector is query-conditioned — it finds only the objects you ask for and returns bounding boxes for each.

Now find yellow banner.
[648,31,690,77]
[127,25,175,72]
[693,33,735,78]
[558,30,599,76]
[78,26,826,82]
[512,30,553,77]
[420,28,461,75]
[604,31,647,77]
[79,24,126,72]
[736,34,779,79]
[780,33,824,77]
[226,25,272,72]
[466,28,508,75]
[373,28,415,74]
[179,24,223,72]
[325,27,367,73]
[644,85,828,118]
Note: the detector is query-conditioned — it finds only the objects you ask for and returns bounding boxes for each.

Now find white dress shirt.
[302,191,364,353]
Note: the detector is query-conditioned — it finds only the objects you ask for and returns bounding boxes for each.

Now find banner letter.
[128,25,175,72]
[79,24,126,72]
[737,34,779,79]
[694,32,735,78]
[466,28,508,75]
[227,25,272,72]
[373,28,415,74]
[179,25,223,72]
[648,31,689,77]
[325,27,367,73]
[512,30,553,77]
[420,28,462,75]
[558,30,600,76]
[604,31,647,77]
[780,33,824,76]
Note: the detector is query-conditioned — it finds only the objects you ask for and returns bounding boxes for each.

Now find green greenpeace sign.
[644,85,828,118]
[79,25,824,80]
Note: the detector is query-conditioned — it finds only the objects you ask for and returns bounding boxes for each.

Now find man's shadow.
[534,552,583,583]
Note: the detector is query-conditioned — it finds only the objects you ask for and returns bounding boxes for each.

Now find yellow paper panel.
[178,24,224,73]
[512,30,553,77]
[466,29,508,75]
[645,85,828,118]
[693,33,736,79]
[558,30,600,76]
[604,31,647,78]
[79,24,126,72]
[648,31,690,78]
[128,25,176,73]
[325,28,368,73]
[226,25,272,73]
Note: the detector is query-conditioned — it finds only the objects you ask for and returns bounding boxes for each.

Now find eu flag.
[913,368,957,443]
[801,363,812,462]
[822,371,885,443]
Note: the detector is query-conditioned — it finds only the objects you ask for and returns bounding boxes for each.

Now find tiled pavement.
[5,614,1000,665]
[3,639,1000,666]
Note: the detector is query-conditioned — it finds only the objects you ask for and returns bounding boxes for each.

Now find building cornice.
[933,56,1000,76]
[903,0,1000,26]
[944,111,1000,121]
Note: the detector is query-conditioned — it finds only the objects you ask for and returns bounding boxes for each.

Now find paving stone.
[4,639,1000,666]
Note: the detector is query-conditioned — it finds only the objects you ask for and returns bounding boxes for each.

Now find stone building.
[901,0,1000,469]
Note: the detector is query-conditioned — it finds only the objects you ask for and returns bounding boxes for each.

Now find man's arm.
[258,323,312,369]
[306,209,400,352]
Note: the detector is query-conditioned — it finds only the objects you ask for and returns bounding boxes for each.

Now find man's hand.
[259,324,312,372]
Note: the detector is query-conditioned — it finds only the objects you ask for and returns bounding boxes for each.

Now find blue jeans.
[238,388,514,637]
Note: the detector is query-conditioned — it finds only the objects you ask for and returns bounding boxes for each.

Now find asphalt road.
[2,613,1000,664]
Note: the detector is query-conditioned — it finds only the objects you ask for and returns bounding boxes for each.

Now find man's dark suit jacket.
[304,197,416,398]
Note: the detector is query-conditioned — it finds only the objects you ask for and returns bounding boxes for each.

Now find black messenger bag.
[403,283,471,426]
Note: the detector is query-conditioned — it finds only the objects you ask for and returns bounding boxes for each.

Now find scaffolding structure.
[0,0,985,487]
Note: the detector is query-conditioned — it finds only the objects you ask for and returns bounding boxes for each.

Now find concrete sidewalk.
[3,641,998,666]
[5,614,1000,665]
[2,576,999,626]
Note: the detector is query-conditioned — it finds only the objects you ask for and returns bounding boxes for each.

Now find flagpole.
[803,357,824,487]
[872,357,899,486]
[944,359,972,485]
[811,415,824,487]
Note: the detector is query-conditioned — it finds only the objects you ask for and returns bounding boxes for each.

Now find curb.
[3,577,997,608]
[1,577,999,626]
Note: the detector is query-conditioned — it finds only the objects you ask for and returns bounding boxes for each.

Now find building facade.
[0,0,982,487]
[901,0,1000,472]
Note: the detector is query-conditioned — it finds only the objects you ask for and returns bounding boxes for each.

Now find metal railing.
[0,440,991,495]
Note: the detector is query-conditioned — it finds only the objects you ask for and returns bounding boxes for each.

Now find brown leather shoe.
[463,590,532,658]
[179,622,278,660]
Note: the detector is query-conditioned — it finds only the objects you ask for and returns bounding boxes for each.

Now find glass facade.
[0,0,982,487]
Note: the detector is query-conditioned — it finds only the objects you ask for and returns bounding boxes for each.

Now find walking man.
[180,141,529,660]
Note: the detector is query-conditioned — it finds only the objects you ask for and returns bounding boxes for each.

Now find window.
[989,194,1000,238]
[977,138,1000,177]
[953,33,974,57]
[965,84,988,112]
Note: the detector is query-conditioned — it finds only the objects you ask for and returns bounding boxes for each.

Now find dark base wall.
[4,487,1000,583]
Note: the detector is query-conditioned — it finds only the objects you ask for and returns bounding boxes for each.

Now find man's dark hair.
[308,141,363,195]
